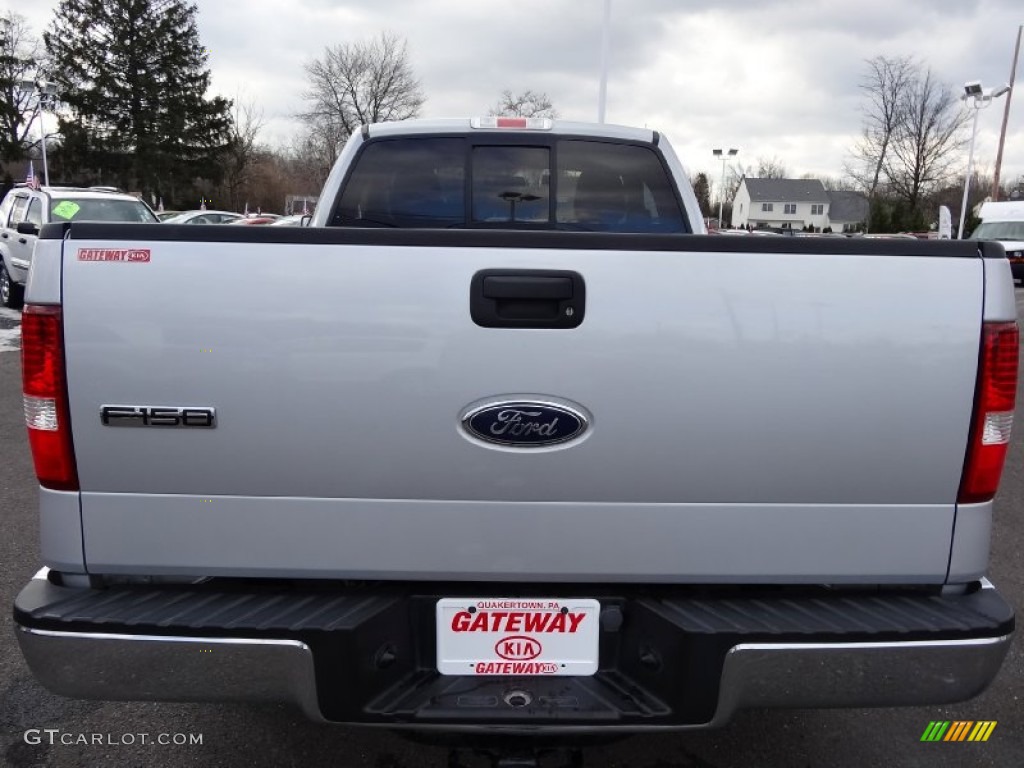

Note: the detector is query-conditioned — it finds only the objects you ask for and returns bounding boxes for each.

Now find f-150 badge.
[461,400,588,447]
[100,405,216,428]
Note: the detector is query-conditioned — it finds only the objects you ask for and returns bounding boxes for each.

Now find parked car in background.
[160,210,242,225]
[0,184,158,308]
[155,210,181,221]
[860,233,920,240]
[269,214,308,226]
[972,201,1024,282]
[228,216,277,225]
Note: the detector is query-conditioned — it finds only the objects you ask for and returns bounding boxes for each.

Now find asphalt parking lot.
[0,301,1021,768]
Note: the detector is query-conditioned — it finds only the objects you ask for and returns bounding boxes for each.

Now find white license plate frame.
[436,597,600,676]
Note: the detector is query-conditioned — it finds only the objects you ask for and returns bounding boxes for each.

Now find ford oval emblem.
[462,400,589,447]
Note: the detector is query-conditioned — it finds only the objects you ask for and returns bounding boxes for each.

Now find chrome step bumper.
[14,569,1014,730]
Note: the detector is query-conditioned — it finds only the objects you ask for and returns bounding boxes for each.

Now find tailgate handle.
[471,269,585,329]
[482,276,572,300]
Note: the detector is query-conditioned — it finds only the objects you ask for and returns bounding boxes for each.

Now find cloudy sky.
[11,0,1024,195]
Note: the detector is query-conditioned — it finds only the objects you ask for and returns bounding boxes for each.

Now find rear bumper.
[14,569,1014,732]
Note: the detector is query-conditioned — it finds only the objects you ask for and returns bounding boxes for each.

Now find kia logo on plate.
[462,400,589,447]
[495,636,542,661]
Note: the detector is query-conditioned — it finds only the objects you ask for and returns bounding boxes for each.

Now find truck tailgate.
[60,229,984,582]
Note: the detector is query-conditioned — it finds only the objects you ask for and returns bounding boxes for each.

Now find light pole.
[16,80,59,187]
[992,25,1021,201]
[958,81,1010,239]
[712,148,738,228]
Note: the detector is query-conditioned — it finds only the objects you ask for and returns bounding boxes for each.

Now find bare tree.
[732,156,785,187]
[220,95,265,211]
[802,173,854,191]
[883,67,969,220]
[282,128,335,198]
[724,165,743,202]
[846,56,918,198]
[755,156,788,179]
[300,31,424,153]
[0,11,46,162]
[488,89,558,119]
[287,122,343,189]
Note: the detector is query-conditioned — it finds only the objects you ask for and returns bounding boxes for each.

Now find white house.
[731,178,830,230]
[826,190,870,233]
[731,179,869,232]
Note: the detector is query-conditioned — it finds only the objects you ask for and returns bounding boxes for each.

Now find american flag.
[26,161,40,190]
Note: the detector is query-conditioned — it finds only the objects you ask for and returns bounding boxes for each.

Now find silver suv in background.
[160,209,242,225]
[0,185,158,307]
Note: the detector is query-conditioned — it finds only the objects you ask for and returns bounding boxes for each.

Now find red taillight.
[959,321,1019,504]
[21,305,79,491]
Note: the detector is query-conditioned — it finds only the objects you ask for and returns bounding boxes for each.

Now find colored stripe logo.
[921,721,997,742]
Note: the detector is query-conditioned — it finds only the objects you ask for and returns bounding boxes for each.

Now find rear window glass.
[472,146,549,223]
[972,221,1024,241]
[0,191,16,227]
[25,198,43,226]
[335,138,465,228]
[556,141,685,233]
[9,195,29,226]
[332,136,687,233]
[50,197,158,222]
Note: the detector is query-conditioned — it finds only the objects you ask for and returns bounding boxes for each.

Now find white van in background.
[974,201,1024,282]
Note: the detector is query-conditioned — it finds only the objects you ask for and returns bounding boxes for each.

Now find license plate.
[436,598,600,676]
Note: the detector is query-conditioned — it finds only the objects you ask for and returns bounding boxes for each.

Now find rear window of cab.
[49,197,158,223]
[332,137,688,233]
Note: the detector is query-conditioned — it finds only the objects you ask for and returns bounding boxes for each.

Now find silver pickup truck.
[13,118,1017,740]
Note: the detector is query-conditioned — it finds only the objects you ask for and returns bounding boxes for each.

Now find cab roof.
[362,118,657,144]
